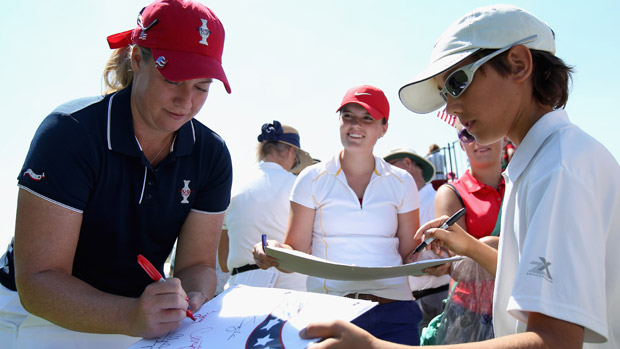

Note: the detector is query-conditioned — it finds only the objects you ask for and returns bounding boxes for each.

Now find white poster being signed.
[129,285,376,349]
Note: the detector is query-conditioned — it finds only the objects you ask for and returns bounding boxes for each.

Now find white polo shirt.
[418,183,437,225]
[409,183,450,291]
[291,152,419,301]
[495,110,619,348]
[225,161,307,290]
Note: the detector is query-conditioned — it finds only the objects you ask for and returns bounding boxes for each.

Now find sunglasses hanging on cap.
[137,7,158,32]
[439,35,538,103]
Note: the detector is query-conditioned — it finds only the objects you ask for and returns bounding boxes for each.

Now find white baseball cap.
[399,4,556,114]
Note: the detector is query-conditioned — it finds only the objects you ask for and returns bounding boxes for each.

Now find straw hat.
[383,147,436,183]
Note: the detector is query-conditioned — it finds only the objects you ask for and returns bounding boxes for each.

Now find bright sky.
[1,0,618,247]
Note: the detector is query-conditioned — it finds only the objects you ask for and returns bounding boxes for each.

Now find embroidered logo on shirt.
[23,169,45,181]
[527,257,553,282]
[180,180,192,204]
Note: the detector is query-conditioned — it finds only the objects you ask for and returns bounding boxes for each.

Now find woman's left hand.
[406,248,452,276]
[251,240,281,269]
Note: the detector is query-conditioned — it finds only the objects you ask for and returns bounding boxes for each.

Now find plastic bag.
[422,256,495,345]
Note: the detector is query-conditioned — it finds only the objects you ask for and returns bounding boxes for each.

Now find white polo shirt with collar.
[495,110,619,348]
[225,161,307,291]
[409,182,450,291]
[291,152,419,301]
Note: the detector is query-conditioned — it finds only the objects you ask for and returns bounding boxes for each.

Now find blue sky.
[1,0,618,247]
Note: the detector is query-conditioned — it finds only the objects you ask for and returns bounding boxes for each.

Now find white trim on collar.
[106,91,119,150]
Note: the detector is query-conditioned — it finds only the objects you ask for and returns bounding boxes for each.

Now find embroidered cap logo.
[155,56,167,68]
[198,19,210,46]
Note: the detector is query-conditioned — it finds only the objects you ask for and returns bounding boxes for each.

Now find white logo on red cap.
[198,19,210,46]
[355,92,371,96]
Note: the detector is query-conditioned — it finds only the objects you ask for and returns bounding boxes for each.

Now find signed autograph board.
[265,246,463,280]
[129,285,376,348]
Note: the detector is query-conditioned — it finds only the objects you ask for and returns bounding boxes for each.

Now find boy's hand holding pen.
[413,207,466,255]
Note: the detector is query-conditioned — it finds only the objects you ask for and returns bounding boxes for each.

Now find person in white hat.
[301,4,619,348]
[383,148,436,224]
[383,148,450,331]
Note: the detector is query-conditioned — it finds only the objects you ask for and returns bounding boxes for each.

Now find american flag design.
[437,109,457,127]
[245,313,287,349]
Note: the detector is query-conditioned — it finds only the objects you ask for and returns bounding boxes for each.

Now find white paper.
[129,285,376,349]
[265,246,463,281]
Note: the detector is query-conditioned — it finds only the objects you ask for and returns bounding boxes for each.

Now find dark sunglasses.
[439,35,537,103]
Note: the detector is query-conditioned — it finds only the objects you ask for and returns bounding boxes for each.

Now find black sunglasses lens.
[446,70,469,97]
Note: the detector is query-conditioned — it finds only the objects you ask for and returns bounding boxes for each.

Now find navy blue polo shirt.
[17,86,232,297]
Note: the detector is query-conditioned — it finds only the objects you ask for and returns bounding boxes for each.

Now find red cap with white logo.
[107,0,231,93]
[337,85,389,121]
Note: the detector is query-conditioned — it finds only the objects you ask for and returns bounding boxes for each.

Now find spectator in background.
[426,144,447,190]
[219,121,312,291]
[502,139,516,170]
[428,123,505,344]
[383,148,449,331]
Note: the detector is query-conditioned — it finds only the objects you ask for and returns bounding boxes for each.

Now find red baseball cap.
[336,85,389,121]
[107,0,231,93]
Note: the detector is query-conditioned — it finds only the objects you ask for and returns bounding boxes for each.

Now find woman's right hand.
[252,239,282,269]
[130,278,189,338]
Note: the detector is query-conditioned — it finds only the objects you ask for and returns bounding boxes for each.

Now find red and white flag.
[436,109,457,127]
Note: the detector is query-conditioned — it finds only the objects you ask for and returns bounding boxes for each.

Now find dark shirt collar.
[106,86,195,158]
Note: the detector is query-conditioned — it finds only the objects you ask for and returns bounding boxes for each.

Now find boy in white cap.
[301,4,619,348]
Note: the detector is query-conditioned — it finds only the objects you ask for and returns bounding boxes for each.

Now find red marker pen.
[137,254,196,321]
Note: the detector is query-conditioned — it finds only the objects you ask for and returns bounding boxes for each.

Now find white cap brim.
[398,5,555,115]
[399,49,477,114]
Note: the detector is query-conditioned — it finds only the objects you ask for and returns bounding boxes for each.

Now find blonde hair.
[256,141,292,162]
[103,45,152,94]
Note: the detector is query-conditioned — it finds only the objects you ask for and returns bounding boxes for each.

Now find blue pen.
[261,233,267,252]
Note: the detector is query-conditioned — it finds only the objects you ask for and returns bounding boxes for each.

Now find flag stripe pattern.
[437,109,457,127]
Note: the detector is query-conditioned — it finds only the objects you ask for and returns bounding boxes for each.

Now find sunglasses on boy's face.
[439,35,538,103]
